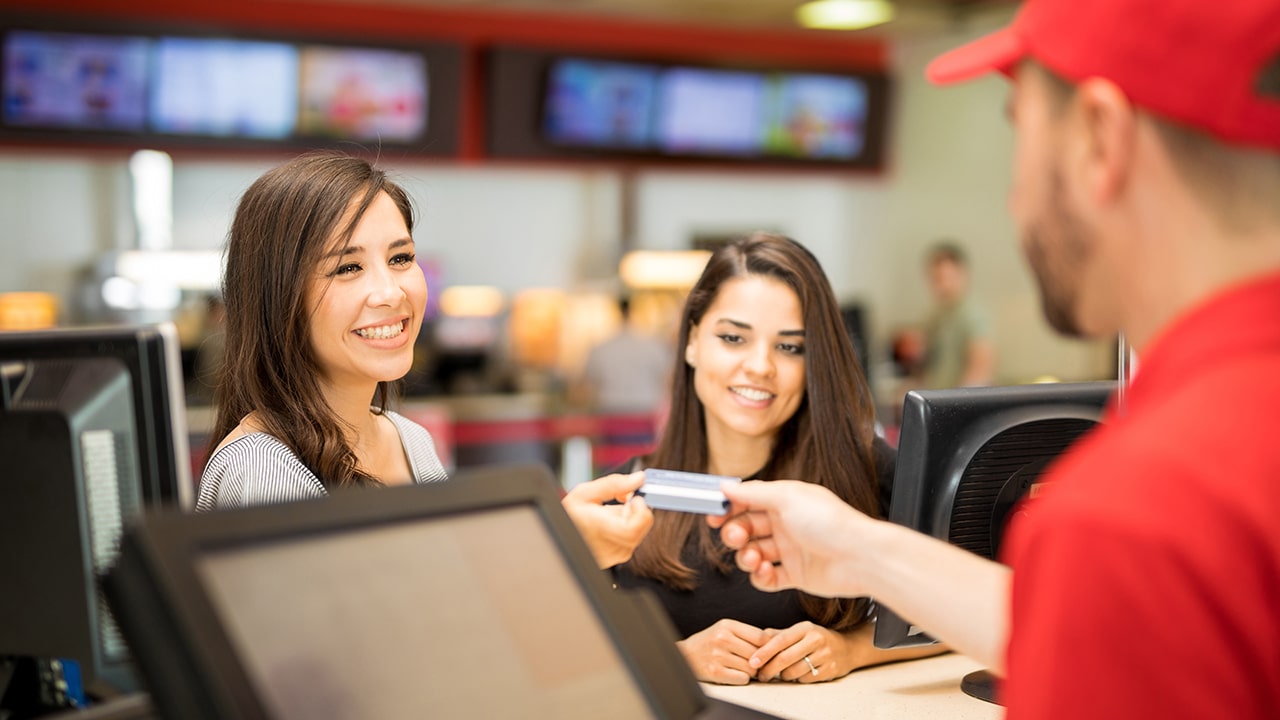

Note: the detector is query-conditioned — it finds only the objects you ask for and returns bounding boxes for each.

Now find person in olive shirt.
[919,241,995,389]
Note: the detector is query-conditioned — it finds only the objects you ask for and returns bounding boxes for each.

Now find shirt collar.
[1116,271,1280,417]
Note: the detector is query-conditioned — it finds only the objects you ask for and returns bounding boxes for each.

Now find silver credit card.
[638,468,741,515]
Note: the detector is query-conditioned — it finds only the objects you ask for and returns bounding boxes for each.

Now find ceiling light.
[796,0,895,30]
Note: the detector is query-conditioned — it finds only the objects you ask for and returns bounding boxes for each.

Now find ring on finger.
[802,655,818,676]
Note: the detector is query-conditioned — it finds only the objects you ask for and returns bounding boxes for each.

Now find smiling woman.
[195,151,450,509]
[306,194,425,411]
[610,232,948,685]
[192,151,655,573]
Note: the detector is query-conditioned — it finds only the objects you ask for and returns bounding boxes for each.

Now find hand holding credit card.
[637,468,741,515]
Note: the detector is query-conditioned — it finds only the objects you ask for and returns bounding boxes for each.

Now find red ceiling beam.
[3,0,886,70]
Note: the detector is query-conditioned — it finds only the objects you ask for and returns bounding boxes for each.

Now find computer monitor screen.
[0,322,192,700]
[105,464,778,719]
[874,381,1115,651]
[199,505,650,718]
[541,57,658,151]
[1,29,149,132]
[297,44,427,142]
[149,37,298,139]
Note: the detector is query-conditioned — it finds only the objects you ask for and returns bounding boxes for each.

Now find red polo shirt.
[1001,271,1280,718]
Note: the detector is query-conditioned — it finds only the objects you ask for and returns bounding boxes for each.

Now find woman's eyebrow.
[321,236,413,260]
[322,245,359,260]
[714,318,804,336]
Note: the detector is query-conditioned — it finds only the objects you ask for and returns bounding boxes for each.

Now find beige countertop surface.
[702,653,1003,720]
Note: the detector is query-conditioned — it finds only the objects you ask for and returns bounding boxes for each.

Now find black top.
[612,436,896,638]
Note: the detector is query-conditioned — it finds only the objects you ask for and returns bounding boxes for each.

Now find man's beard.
[1023,170,1094,338]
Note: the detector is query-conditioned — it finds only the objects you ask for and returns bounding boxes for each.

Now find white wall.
[0,5,1113,384]
[0,156,126,317]
[633,170,890,304]
[879,10,1113,383]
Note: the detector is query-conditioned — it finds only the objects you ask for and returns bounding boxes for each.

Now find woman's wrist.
[839,622,876,673]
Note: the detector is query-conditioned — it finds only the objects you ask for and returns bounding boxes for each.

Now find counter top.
[701,653,1002,720]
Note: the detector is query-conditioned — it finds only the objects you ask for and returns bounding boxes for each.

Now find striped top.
[195,410,449,511]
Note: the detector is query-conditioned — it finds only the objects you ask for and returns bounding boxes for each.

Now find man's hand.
[712,479,1012,673]
[709,480,873,598]
[562,472,654,569]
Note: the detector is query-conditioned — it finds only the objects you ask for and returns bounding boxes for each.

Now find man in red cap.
[709,0,1280,716]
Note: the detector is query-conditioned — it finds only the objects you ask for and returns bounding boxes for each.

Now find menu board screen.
[150,37,298,139]
[3,30,149,132]
[299,46,427,142]
[654,67,766,157]
[763,73,868,160]
[542,58,657,150]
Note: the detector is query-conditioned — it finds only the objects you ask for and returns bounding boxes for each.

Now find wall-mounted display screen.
[541,58,657,150]
[0,22,458,154]
[504,48,889,168]
[654,68,766,157]
[763,73,868,160]
[299,45,427,142]
[2,30,149,132]
[150,38,298,139]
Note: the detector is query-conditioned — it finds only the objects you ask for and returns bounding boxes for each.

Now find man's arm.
[864,514,1009,673]
[711,480,1010,673]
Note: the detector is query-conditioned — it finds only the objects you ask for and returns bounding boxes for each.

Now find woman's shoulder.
[382,409,449,484]
[206,412,267,458]
[195,432,326,511]
[382,409,422,435]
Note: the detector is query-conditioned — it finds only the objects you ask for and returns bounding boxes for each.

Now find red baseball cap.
[925,0,1280,152]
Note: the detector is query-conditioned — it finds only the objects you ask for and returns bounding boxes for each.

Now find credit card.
[638,468,741,515]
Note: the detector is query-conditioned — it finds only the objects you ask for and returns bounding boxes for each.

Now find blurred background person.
[918,240,995,389]
[571,295,674,417]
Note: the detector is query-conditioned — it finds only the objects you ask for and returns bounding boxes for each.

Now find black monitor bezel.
[0,322,192,509]
[873,381,1116,650]
[104,463,712,720]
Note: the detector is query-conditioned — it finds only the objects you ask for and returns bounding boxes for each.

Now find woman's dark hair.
[205,151,415,488]
[627,231,880,631]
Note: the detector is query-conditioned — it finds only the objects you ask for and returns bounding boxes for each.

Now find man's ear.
[1074,77,1137,205]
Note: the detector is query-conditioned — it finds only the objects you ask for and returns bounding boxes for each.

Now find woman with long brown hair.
[195,151,651,568]
[197,151,447,505]
[613,232,944,684]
